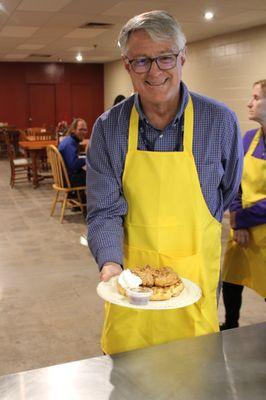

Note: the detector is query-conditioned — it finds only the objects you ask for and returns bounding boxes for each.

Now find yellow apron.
[223,128,266,297]
[102,96,221,354]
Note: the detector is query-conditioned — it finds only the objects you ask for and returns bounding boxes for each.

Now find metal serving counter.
[1,322,265,400]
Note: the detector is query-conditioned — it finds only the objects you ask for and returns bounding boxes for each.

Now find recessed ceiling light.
[204,11,214,20]
[76,53,83,62]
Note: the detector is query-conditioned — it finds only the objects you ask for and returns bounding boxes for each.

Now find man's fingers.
[100,264,122,282]
[100,272,110,282]
[242,233,250,247]
[241,231,249,247]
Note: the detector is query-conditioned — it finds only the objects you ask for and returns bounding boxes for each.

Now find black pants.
[222,281,244,327]
[70,170,86,187]
[70,171,86,201]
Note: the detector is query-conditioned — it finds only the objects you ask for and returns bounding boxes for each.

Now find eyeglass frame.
[125,49,184,74]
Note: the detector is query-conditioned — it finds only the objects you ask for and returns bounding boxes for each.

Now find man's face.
[123,30,185,107]
[247,84,266,124]
[75,120,87,141]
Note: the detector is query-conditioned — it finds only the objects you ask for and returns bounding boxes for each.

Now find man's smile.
[145,77,168,86]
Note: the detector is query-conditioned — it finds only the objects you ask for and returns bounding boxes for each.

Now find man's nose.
[148,59,162,74]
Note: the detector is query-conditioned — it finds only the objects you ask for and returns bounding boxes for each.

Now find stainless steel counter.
[1,322,265,400]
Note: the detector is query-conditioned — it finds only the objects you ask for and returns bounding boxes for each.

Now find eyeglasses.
[126,50,183,74]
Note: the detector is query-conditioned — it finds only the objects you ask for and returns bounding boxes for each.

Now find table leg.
[31,151,39,188]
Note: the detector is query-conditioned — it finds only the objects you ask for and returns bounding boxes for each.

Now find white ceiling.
[0,0,265,63]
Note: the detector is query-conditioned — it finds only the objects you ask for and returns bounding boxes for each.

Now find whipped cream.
[118,269,142,289]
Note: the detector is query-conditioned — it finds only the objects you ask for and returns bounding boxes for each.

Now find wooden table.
[19,140,57,188]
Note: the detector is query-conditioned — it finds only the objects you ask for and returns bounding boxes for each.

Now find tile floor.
[0,158,265,376]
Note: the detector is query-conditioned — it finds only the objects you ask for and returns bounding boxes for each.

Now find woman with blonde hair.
[221,80,266,330]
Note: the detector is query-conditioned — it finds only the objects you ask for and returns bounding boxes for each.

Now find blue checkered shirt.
[86,82,243,269]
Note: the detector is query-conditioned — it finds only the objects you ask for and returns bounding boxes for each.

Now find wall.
[104,59,133,110]
[0,62,104,136]
[104,24,266,134]
[182,24,266,134]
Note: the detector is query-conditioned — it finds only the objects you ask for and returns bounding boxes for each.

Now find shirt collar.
[134,81,189,126]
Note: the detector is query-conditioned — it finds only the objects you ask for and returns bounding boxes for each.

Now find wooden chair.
[26,127,55,141]
[4,131,32,187]
[0,127,7,156]
[46,145,86,223]
[0,126,21,157]
[25,127,55,171]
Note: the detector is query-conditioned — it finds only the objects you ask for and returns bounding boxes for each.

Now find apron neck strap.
[246,128,262,156]
[183,95,193,152]
[128,95,194,152]
[128,105,139,151]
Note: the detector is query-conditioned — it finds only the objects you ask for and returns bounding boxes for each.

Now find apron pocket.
[159,252,202,284]
[123,244,203,287]
[123,244,161,268]
[158,225,200,256]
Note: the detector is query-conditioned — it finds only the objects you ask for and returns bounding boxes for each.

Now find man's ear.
[180,47,187,66]
[122,55,130,73]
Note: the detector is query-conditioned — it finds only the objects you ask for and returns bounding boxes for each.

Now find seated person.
[56,120,68,141]
[113,94,126,106]
[58,118,87,187]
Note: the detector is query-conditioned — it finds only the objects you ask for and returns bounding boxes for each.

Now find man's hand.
[100,262,122,282]
[233,229,250,247]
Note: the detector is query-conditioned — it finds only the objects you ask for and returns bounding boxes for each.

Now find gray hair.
[118,10,186,55]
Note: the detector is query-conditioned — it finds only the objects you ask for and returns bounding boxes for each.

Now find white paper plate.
[97,276,202,310]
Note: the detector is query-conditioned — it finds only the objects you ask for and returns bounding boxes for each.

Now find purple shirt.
[229,129,266,229]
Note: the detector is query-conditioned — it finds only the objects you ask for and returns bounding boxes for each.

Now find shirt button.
[159,134,163,138]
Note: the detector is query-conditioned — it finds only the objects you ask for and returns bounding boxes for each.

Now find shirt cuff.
[235,210,252,229]
[96,247,123,271]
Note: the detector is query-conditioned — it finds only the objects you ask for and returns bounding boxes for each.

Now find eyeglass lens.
[131,54,177,73]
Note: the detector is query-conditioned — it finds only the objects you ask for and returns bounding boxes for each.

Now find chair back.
[4,131,16,166]
[26,127,54,141]
[47,145,71,189]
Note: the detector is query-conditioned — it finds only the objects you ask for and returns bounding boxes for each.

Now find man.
[221,79,266,330]
[86,10,243,355]
[59,118,87,187]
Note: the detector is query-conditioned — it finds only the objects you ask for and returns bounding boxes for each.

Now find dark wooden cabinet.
[28,84,56,128]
